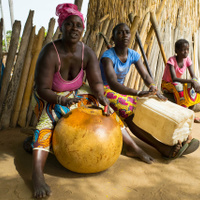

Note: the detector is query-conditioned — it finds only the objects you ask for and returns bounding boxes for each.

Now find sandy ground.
[0,113,200,200]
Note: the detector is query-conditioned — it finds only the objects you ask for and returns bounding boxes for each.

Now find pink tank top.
[52,42,84,92]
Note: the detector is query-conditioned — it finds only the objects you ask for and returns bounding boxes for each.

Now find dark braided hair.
[175,39,189,53]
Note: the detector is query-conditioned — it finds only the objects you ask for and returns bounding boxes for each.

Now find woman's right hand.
[63,97,81,107]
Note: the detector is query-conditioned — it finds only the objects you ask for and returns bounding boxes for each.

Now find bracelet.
[192,78,199,82]
[57,95,63,105]
[149,83,156,88]
[137,91,141,95]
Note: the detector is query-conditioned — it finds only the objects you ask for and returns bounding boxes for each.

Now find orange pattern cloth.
[32,83,124,152]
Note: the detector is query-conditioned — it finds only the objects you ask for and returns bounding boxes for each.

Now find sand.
[0,113,200,200]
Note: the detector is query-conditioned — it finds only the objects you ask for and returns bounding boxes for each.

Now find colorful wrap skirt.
[161,80,200,107]
[103,85,138,121]
[32,83,124,152]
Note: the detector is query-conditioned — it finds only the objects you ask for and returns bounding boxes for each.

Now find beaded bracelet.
[57,95,63,105]
[149,83,156,88]
[192,78,199,82]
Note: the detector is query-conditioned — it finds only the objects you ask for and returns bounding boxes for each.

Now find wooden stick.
[99,19,114,59]
[74,0,83,11]
[144,0,167,56]
[99,14,110,24]
[43,18,55,46]
[136,32,153,78]
[150,11,167,65]
[0,10,34,129]
[18,27,45,128]
[128,15,140,49]
[10,26,36,127]
[124,14,140,86]
[0,21,21,119]
[52,26,61,41]
[95,18,110,59]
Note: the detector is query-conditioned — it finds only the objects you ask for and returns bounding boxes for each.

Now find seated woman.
[161,39,200,122]
[100,23,199,163]
[27,4,157,199]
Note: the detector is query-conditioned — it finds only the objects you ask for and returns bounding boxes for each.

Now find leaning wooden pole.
[74,0,83,11]
[150,11,167,65]
[0,21,21,119]
[144,0,167,57]
[124,15,140,86]
[18,27,45,128]
[10,26,36,127]
[43,18,55,46]
[0,10,34,129]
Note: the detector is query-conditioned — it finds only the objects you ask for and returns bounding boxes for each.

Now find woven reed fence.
[0,0,200,129]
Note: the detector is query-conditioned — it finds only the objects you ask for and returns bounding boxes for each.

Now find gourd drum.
[132,97,194,146]
[52,106,122,173]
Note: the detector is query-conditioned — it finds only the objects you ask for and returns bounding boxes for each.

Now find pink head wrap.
[56,3,85,29]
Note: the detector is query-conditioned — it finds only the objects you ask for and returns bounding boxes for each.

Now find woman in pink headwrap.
[27,3,154,198]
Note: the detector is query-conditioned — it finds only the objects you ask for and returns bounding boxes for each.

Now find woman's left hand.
[97,95,111,116]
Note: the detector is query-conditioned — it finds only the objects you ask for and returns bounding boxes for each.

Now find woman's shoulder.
[167,56,176,65]
[128,48,140,62]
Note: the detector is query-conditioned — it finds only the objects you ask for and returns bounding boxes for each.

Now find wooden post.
[0,10,34,129]
[10,26,36,127]
[18,27,45,128]
[144,0,167,56]
[150,11,167,65]
[128,15,140,49]
[74,0,83,11]
[95,18,110,59]
[43,18,55,46]
[0,20,21,118]
[124,15,140,86]
[52,26,61,41]
[99,19,114,59]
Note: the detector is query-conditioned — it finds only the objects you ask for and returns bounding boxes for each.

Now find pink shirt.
[162,56,192,82]
[52,42,84,92]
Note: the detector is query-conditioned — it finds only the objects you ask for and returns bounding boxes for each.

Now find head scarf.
[56,3,85,29]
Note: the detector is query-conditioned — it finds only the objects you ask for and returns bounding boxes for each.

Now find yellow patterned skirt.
[104,85,138,121]
[161,80,200,107]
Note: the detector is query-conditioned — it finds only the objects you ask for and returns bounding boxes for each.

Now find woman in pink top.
[161,39,200,121]
[25,3,156,199]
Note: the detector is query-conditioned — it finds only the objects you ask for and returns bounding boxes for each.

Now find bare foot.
[32,171,52,198]
[125,146,154,164]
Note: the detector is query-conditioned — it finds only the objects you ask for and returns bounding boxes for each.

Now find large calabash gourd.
[52,106,123,173]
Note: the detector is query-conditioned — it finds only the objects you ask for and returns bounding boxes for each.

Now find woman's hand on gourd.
[64,97,81,107]
[97,95,110,116]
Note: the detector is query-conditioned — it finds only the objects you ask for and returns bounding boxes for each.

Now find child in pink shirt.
[161,39,200,122]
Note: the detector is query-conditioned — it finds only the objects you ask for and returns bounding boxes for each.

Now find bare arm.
[35,44,57,103]
[135,58,154,87]
[170,64,200,93]
[84,46,109,106]
[135,58,167,100]
[170,64,194,84]
[101,57,156,97]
